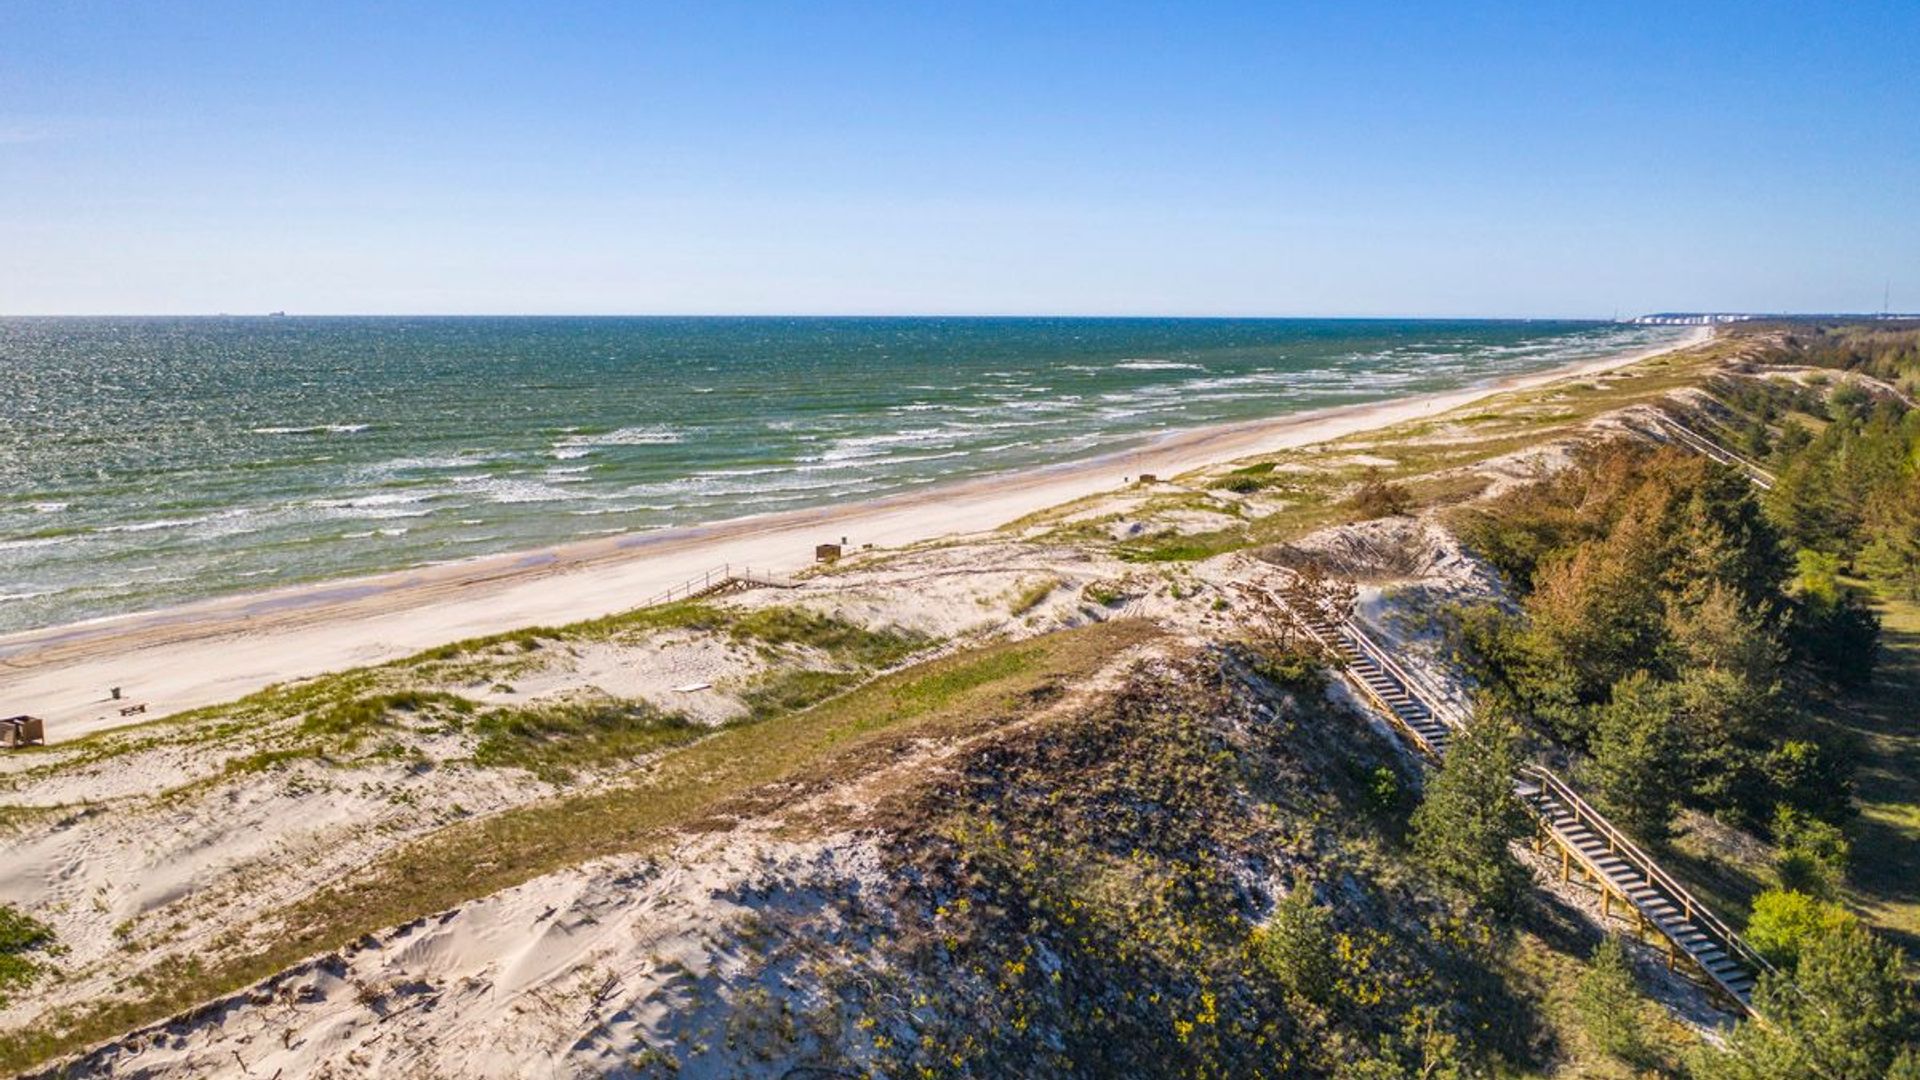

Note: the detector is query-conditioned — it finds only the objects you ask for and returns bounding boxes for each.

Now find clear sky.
[2,1,1916,317]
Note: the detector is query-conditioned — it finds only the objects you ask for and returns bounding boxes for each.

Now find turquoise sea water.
[0,317,1686,634]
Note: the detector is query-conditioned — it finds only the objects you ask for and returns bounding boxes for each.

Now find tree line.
[1406,322,1920,1077]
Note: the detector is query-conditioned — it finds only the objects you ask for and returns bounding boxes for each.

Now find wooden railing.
[1268,573,1773,1014]
[1520,764,1777,1007]
[1652,412,1776,490]
[640,564,795,607]
[1340,616,1473,730]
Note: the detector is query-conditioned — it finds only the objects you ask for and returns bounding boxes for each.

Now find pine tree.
[1861,475,1920,599]
[1587,672,1686,842]
[1696,921,1919,1080]
[1574,937,1647,1063]
[1411,706,1529,913]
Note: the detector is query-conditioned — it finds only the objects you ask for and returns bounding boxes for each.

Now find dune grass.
[0,619,1160,1075]
[1105,342,1728,564]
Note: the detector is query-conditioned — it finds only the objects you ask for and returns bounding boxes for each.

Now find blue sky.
[2,1,1915,316]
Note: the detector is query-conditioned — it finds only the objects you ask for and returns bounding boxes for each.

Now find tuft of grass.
[301,690,477,739]
[470,699,701,781]
[1209,475,1266,494]
[0,905,58,1009]
[1115,532,1250,564]
[1009,577,1061,616]
[738,669,859,722]
[728,606,930,669]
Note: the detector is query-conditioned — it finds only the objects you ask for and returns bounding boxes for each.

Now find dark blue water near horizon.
[0,316,1686,633]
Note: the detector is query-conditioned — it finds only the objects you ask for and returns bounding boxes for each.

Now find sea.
[0,317,1688,634]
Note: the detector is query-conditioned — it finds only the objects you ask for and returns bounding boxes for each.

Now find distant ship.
[268,310,287,317]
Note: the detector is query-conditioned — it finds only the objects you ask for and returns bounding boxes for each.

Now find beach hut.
[1,716,45,748]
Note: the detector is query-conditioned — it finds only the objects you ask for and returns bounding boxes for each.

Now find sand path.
[0,328,1707,742]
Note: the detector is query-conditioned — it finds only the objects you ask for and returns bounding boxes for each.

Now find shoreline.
[1,326,1708,741]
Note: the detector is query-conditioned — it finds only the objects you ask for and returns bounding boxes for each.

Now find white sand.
[0,328,1707,743]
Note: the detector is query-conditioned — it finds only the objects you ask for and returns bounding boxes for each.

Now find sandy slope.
[0,328,1706,743]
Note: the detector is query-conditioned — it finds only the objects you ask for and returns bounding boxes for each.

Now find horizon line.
[0,311,1678,321]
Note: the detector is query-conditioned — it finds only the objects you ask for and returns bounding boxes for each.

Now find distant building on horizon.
[1630,312,1920,325]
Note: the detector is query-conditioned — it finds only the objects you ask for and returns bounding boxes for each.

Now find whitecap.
[100,515,213,534]
[251,423,370,435]
[0,535,76,552]
[1114,359,1207,372]
[310,492,430,510]
[554,426,683,452]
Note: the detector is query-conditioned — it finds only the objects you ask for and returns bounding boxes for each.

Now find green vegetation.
[1250,873,1337,1004]
[736,668,858,722]
[1835,590,1920,955]
[469,698,701,781]
[1409,706,1529,914]
[1096,333,1729,565]
[0,905,58,1008]
[1573,938,1649,1066]
[302,689,476,739]
[1448,441,1862,835]
[727,605,930,669]
[1347,469,1414,520]
[840,654,1541,1078]
[1746,887,1853,969]
[1695,918,1918,1080]
[1443,324,1920,1061]
[1009,575,1060,615]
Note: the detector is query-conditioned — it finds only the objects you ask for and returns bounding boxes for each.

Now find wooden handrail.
[1341,617,1473,731]
[1521,763,1777,987]
[1268,588,1448,759]
[1651,411,1776,490]
[639,564,795,608]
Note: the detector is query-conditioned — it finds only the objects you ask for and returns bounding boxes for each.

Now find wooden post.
[1560,847,1570,884]
[1601,890,1612,921]
[1666,937,1677,973]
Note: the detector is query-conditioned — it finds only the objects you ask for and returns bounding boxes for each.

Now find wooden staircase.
[1648,411,1776,490]
[640,564,797,607]
[1517,765,1772,1009]
[1282,588,1452,759]
[1268,581,1772,1016]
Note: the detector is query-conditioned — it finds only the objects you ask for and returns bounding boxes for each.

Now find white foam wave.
[555,426,683,451]
[100,515,215,534]
[1114,359,1206,371]
[310,492,432,510]
[0,535,76,552]
[252,423,370,435]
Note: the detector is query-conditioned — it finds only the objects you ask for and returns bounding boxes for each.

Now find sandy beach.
[0,327,1707,742]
